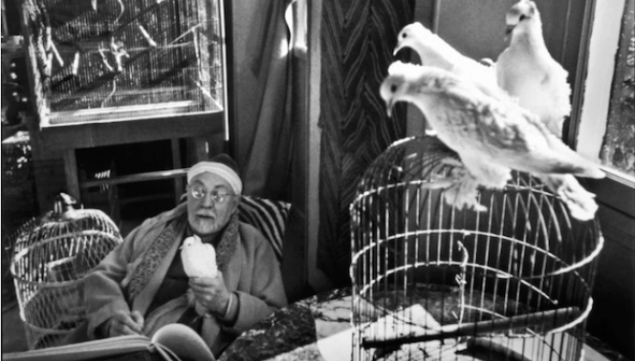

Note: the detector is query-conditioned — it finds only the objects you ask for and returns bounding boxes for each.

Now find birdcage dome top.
[353,135,462,200]
[12,193,122,254]
[351,135,603,280]
[11,193,123,286]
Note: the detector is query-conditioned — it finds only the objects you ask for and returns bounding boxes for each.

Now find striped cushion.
[238,196,291,262]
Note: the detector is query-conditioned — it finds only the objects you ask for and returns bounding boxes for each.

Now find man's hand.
[109,310,144,337]
[189,271,231,316]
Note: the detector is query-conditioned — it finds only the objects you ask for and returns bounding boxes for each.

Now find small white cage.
[10,194,123,349]
[350,136,603,361]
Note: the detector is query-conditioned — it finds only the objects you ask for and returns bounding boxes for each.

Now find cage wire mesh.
[350,136,603,361]
[23,0,224,124]
[10,194,123,350]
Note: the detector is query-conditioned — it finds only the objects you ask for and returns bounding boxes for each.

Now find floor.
[2,299,28,353]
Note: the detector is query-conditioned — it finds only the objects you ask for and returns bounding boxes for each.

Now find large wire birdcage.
[350,136,603,361]
[10,194,123,350]
[21,0,225,125]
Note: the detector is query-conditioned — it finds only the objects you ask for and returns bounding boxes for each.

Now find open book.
[2,323,216,361]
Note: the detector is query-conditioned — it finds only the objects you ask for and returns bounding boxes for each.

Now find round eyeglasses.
[189,185,236,204]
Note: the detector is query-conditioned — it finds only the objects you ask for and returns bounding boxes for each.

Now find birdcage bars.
[350,136,603,361]
[21,0,225,125]
[10,202,123,349]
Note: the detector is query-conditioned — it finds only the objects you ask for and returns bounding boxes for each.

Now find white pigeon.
[496,0,571,138]
[380,62,604,220]
[181,235,218,278]
[393,22,505,101]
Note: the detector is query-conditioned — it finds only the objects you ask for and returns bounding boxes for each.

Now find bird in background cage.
[496,0,571,138]
[379,62,604,220]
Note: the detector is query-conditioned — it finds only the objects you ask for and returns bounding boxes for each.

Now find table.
[219,288,350,361]
[219,288,625,361]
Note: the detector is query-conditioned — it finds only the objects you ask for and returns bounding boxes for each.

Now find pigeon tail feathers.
[538,174,599,221]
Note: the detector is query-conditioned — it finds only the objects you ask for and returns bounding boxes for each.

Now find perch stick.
[98,50,114,73]
[71,52,81,76]
[45,26,52,50]
[46,53,54,75]
[193,29,200,62]
[109,2,164,37]
[102,80,117,108]
[193,77,223,110]
[137,24,157,48]
[361,306,579,349]
[142,24,203,62]
[192,29,204,81]
[44,26,64,67]
[115,0,125,25]
[169,24,204,46]
[48,42,64,67]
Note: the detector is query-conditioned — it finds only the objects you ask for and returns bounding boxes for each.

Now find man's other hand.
[109,310,145,337]
[189,271,231,315]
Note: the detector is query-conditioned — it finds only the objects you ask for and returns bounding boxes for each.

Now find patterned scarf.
[128,213,240,300]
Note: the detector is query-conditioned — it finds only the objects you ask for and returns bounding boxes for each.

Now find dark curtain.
[230,0,310,300]
[317,0,414,285]
[230,0,305,201]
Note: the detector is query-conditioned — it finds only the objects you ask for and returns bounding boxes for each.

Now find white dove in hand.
[181,235,218,278]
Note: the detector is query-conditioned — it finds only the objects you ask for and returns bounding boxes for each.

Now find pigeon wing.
[430,80,602,179]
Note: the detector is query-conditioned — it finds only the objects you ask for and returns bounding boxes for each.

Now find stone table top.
[219,287,625,361]
[219,288,351,361]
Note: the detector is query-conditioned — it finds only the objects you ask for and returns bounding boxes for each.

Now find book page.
[2,335,152,361]
[151,323,215,361]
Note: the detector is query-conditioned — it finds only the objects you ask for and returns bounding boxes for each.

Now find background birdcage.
[350,136,603,361]
[10,194,123,350]
[22,0,224,125]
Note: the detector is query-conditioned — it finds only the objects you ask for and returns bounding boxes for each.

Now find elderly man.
[83,154,287,356]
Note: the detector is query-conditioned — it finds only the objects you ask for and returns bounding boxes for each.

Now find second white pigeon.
[496,0,571,138]
[181,235,218,278]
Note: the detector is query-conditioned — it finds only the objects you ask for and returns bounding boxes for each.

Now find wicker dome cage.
[10,193,123,350]
[350,136,603,361]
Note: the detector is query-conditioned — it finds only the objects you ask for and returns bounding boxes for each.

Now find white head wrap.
[187,161,243,195]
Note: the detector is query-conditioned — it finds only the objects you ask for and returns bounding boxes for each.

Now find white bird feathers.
[181,235,218,278]
[380,62,604,220]
[381,1,604,221]
[496,0,571,138]
[393,22,505,101]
